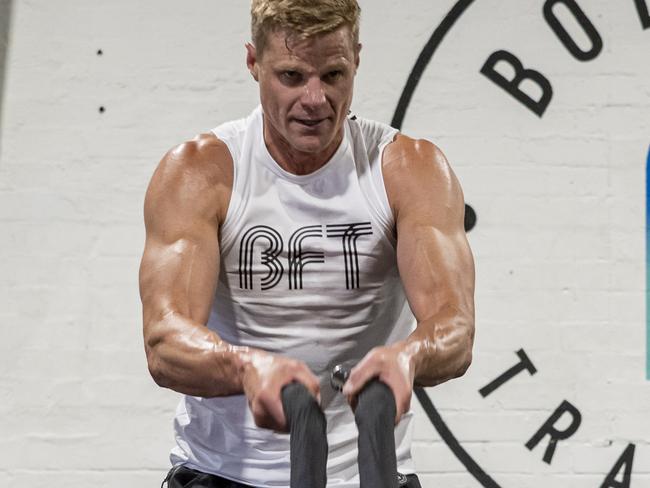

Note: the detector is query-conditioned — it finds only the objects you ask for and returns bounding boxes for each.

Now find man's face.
[247,26,360,160]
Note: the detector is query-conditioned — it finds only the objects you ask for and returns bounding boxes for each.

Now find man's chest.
[223,218,394,292]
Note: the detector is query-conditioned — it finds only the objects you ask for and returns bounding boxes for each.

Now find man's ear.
[355,43,362,72]
[246,42,260,82]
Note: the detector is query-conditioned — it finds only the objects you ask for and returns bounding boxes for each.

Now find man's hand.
[241,350,321,433]
[341,343,415,425]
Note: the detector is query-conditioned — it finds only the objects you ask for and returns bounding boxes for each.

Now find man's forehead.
[263,26,357,61]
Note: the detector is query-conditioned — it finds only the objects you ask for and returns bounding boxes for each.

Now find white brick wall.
[0,1,648,486]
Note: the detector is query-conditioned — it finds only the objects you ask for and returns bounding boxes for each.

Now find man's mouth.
[293,118,327,127]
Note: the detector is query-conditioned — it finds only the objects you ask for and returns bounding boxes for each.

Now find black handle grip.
[281,382,328,488]
[330,362,400,488]
[355,379,399,488]
[281,368,400,488]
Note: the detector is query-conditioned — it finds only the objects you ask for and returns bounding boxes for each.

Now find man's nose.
[300,76,327,110]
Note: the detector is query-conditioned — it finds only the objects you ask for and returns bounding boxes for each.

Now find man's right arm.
[138,134,321,430]
[139,134,246,397]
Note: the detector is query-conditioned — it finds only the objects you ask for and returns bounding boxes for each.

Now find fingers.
[342,355,375,398]
[341,347,413,424]
[251,389,287,432]
[246,355,321,433]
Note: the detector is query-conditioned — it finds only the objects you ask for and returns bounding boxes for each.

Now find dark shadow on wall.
[0,0,14,157]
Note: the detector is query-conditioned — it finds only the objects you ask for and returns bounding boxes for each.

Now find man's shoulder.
[381,134,460,221]
[149,132,234,223]
[382,133,450,178]
[162,132,233,187]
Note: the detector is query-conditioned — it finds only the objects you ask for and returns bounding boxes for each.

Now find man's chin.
[288,136,331,155]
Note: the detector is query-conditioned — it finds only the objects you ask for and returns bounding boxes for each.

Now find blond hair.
[251,0,361,55]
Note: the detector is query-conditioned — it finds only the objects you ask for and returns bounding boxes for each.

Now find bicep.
[389,141,475,322]
[397,216,474,323]
[139,220,220,328]
[139,149,223,336]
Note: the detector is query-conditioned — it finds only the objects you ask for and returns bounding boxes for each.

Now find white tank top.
[170,106,417,488]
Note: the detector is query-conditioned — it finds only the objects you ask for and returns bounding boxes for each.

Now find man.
[139,1,475,487]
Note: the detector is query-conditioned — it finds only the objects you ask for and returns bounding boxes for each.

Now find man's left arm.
[342,135,475,423]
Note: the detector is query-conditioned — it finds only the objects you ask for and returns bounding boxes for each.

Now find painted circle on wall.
[393,1,650,486]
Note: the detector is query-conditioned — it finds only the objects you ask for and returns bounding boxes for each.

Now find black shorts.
[163,464,423,488]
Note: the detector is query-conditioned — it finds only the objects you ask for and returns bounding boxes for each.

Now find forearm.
[401,305,474,387]
[145,311,260,397]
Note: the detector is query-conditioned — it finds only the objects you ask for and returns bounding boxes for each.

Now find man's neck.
[263,120,344,176]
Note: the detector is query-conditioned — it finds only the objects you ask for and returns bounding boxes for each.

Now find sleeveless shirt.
[170,106,417,488]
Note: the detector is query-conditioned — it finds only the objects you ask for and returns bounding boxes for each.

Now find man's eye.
[324,70,343,82]
[282,71,301,82]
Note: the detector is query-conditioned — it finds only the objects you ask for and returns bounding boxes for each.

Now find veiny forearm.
[145,311,258,397]
[402,304,474,387]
